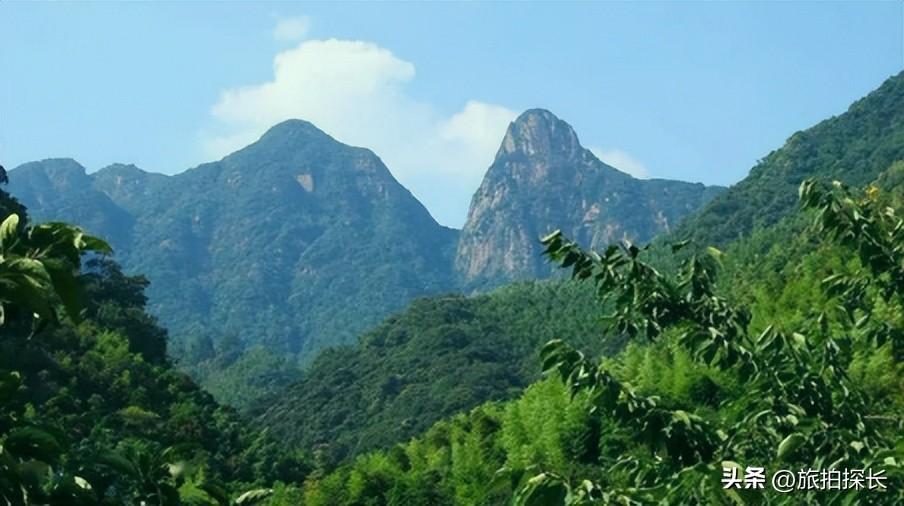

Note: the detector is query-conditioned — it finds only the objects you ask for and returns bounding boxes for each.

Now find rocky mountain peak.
[497,109,582,161]
[456,109,723,289]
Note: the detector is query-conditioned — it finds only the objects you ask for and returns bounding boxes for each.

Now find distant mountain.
[9,158,135,246]
[7,112,721,374]
[455,109,723,289]
[9,121,458,364]
[674,71,904,247]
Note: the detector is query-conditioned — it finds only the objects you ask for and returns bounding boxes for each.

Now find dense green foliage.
[525,177,904,503]
[188,345,303,412]
[0,169,26,222]
[297,378,597,506]
[256,281,614,465]
[290,173,904,504]
[675,71,904,247]
[0,191,307,504]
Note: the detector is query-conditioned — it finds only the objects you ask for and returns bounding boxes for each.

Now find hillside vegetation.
[9,121,459,370]
[0,190,306,504]
[255,281,614,464]
[675,71,904,247]
[292,173,904,505]
[6,168,903,504]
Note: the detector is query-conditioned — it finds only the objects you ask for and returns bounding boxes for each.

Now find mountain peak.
[258,119,337,146]
[14,158,87,176]
[457,108,722,288]
[96,163,149,178]
[222,118,353,167]
[10,159,91,190]
[497,109,581,159]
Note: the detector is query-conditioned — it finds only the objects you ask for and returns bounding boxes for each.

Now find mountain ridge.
[9,120,460,366]
[7,110,722,379]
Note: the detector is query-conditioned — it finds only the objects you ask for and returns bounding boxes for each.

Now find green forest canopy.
[294,174,904,505]
[0,190,305,505]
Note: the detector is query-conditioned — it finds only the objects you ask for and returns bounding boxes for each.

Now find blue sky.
[2,1,902,227]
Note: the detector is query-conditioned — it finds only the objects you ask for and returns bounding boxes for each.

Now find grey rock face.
[455,109,723,289]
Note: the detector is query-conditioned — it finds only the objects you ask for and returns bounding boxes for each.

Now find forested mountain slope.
[9,121,459,366]
[674,70,904,247]
[255,281,615,464]
[8,110,721,379]
[296,168,904,505]
[0,187,305,504]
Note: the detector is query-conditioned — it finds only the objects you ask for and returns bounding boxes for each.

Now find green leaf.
[539,230,563,245]
[234,488,274,505]
[0,213,20,249]
[92,451,138,477]
[777,433,806,461]
[514,473,568,506]
[5,427,64,464]
[705,246,724,263]
[73,476,92,490]
[41,258,82,322]
[0,371,22,403]
[670,239,691,253]
[79,235,112,255]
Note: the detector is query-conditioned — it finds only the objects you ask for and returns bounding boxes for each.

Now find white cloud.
[590,147,650,179]
[203,38,516,227]
[440,101,517,161]
[273,16,311,42]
